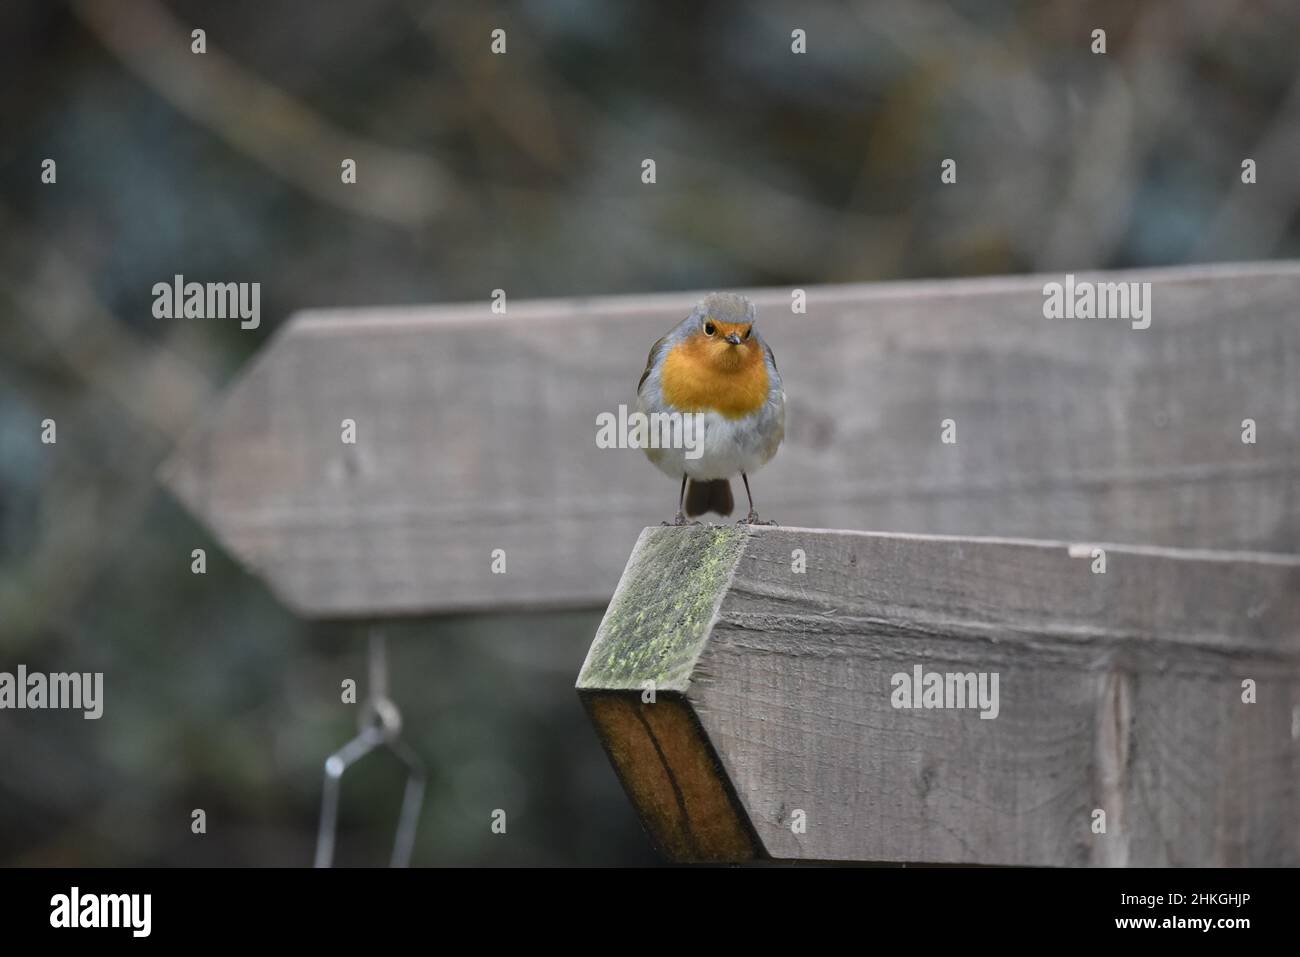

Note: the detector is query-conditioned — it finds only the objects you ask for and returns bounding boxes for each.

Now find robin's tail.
[685,478,734,518]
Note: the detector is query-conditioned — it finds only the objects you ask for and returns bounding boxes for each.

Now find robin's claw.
[737,511,779,526]
[662,512,702,526]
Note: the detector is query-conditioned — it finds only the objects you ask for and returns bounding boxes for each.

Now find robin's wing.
[637,334,669,395]
[763,341,778,373]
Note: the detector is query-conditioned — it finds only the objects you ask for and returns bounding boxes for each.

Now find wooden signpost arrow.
[160,262,1300,618]
[159,263,1300,866]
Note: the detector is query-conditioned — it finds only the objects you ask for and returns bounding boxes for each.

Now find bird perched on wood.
[637,292,785,524]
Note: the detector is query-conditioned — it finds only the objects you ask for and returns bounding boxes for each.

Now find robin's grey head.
[684,292,759,353]
[696,292,757,328]
[689,293,757,345]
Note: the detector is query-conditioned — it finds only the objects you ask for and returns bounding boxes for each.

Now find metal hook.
[314,630,427,867]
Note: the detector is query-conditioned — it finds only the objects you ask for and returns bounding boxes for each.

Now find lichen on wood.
[577,525,746,691]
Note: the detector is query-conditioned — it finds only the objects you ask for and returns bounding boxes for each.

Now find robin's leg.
[662,474,699,526]
[736,472,778,525]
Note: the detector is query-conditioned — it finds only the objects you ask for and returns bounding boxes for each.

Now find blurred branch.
[411,5,896,280]
[409,3,569,174]
[0,209,213,636]
[1193,68,1300,260]
[0,210,214,441]
[73,0,456,228]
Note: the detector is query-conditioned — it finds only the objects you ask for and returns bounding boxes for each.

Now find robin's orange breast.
[660,339,770,419]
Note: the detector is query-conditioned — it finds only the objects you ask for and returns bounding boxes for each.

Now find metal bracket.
[313,630,426,867]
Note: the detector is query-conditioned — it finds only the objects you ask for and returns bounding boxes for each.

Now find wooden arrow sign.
[578,525,1300,865]
[160,263,1300,618]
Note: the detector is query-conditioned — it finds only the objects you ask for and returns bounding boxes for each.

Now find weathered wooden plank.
[577,525,1300,865]
[160,262,1300,616]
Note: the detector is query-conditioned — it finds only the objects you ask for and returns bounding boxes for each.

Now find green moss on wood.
[578,526,746,691]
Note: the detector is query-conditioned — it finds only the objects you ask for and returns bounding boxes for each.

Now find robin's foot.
[736,511,779,526]
[662,512,702,526]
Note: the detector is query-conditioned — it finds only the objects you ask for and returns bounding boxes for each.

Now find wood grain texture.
[160,262,1300,616]
[578,525,1300,865]
[581,694,760,862]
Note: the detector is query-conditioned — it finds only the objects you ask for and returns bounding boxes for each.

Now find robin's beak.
[725,332,742,345]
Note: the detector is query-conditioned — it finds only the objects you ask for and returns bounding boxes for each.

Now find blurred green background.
[2,0,1298,865]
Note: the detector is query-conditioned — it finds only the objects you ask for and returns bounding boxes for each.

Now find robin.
[637,292,785,524]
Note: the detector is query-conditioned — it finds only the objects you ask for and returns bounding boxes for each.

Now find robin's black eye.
[704,322,716,336]
[742,327,751,340]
